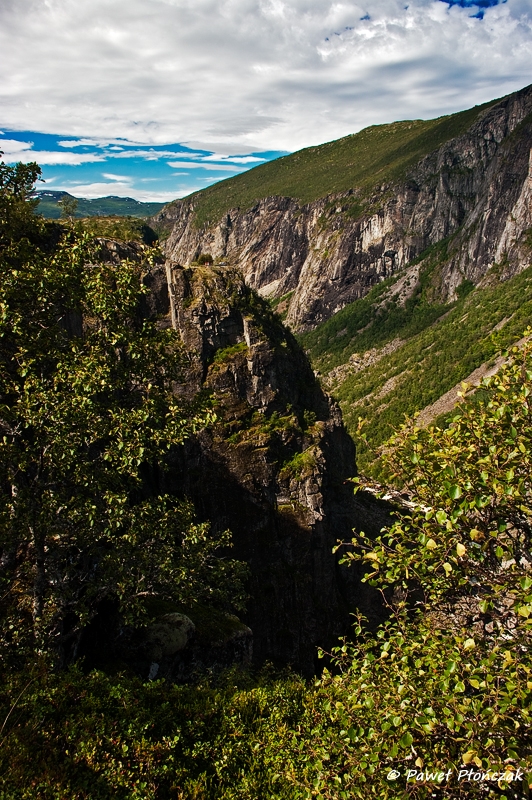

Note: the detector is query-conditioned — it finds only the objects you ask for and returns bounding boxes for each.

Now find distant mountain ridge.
[34,190,165,219]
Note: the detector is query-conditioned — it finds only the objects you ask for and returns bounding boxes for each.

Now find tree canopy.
[0,159,246,666]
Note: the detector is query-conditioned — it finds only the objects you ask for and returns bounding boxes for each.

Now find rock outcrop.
[153,84,532,331]
[141,262,386,673]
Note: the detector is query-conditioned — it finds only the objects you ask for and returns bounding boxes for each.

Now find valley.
[1,81,532,798]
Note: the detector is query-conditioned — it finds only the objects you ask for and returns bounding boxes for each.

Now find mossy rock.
[143,613,195,661]
[144,599,248,647]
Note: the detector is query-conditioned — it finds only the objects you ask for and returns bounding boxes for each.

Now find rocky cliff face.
[154,84,532,331]
[140,262,385,673]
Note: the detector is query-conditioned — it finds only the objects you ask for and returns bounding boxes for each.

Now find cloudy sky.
[1,0,531,202]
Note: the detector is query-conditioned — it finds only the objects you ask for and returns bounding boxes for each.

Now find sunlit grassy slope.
[182,98,496,228]
[300,259,532,478]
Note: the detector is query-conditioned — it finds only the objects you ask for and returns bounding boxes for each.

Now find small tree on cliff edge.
[0,159,247,665]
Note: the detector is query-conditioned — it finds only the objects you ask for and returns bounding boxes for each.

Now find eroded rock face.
[143,263,386,673]
[154,84,532,331]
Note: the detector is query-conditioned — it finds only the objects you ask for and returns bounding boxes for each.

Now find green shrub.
[279,449,317,480]
[212,341,248,364]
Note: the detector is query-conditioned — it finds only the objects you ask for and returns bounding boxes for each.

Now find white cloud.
[2,149,105,165]
[65,181,135,198]
[102,172,131,181]
[167,160,246,171]
[0,138,34,153]
[108,148,189,160]
[0,1,530,154]
[198,154,267,163]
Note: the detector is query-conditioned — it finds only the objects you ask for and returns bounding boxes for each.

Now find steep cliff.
[153,84,532,331]
[138,261,385,673]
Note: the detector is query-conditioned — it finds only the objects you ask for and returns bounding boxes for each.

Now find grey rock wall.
[154,84,532,331]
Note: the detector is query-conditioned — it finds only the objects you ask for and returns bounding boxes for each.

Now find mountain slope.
[154,83,532,331]
[301,256,532,477]
[162,98,496,230]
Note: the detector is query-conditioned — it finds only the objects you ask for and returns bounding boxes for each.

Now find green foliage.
[58,195,79,221]
[360,337,532,605]
[270,290,295,313]
[0,665,304,799]
[0,159,42,200]
[2,307,532,798]
[279,449,317,481]
[183,99,496,228]
[0,160,247,665]
[322,341,532,796]
[224,407,302,447]
[295,615,531,798]
[0,159,46,246]
[78,215,158,244]
[456,278,475,300]
[211,341,248,365]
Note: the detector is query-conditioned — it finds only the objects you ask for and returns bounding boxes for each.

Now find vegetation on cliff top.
[178,97,496,229]
[78,215,158,244]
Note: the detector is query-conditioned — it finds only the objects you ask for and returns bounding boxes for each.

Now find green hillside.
[301,251,532,478]
[35,190,165,219]
[181,98,496,228]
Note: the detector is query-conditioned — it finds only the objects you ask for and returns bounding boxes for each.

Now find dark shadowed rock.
[140,263,386,673]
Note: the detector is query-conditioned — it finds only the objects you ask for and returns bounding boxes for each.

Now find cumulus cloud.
[0,138,34,154]
[2,147,105,165]
[0,0,530,153]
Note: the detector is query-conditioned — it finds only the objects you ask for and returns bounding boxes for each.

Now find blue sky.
[0,130,286,203]
[1,0,530,203]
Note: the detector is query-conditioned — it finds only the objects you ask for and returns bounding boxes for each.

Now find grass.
[176,98,497,229]
[278,448,317,481]
[211,341,248,365]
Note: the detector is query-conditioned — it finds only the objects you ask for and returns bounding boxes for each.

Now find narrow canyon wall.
[142,262,387,673]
